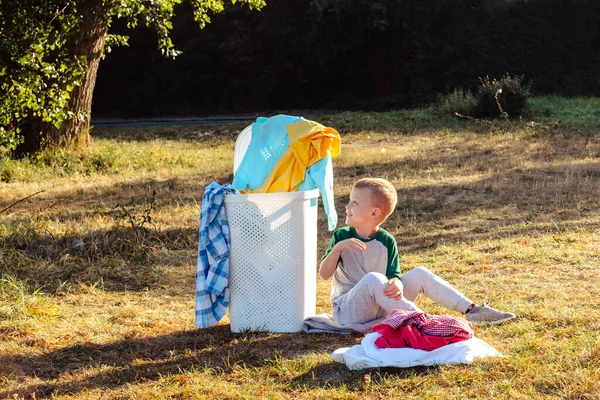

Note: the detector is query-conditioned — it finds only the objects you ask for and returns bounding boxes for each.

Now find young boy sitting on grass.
[320,177,516,327]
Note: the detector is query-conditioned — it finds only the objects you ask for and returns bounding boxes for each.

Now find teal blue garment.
[231,114,338,231]
[232,115,300,191]
[297,155,338,231]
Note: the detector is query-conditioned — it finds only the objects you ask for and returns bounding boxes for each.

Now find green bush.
[35,148,81,174]
[473,74,531,119]
[434,89,477,117]
[86,147,119,174]
[0,159,14,183]
[0,145,126,182]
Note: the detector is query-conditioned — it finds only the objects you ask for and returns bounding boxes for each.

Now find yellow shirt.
[253,119,341,193]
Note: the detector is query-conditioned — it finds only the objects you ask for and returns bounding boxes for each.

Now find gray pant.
[332,267,473,326]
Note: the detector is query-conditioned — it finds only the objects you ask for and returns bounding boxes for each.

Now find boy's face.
[345,187,378,227]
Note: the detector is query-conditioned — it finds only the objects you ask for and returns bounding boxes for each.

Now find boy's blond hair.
[353,178,398,221]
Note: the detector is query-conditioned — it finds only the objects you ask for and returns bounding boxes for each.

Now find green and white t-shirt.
[322,226,401,303]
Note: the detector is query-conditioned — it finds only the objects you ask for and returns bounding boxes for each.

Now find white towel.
[332,332,502,370]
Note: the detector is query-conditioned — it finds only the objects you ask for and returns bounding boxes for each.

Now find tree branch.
[0,190,45,215]
[454,112,492,124]
[50,1,72,25]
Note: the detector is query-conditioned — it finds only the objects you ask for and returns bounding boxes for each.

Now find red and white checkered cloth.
[380,309,473,339]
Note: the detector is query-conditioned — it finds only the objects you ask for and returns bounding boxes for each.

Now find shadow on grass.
[0,175,234,293]
[0,175,234,220]
[290,362,438,392]
[0,326,386,399]
[0,225,200,292]
[2,157,599,292]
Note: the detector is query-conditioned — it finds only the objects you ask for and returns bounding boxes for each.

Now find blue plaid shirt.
[195,181,238,328]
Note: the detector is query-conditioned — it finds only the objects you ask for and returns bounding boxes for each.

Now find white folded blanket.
[332,332,502,370]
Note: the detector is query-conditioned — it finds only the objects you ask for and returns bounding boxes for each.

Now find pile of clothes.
[332,309,501,370]
[372,309,474,351]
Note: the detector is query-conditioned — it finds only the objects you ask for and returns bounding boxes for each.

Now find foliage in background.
[0,0,265,153]
[434,75,531,120]
[0,0,84,149]
[93,0,600,117]
[433,89,477,118]
[473,75,531,119]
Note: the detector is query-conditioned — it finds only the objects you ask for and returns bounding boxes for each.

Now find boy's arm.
[384,235,401,279]
[383,233,404,299]
[319,247,341,280]
[319,238,367,280]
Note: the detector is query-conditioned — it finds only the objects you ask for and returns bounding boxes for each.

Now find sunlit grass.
[1,101,599,399]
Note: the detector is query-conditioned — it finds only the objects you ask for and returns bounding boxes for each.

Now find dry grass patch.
[1,117,599,399]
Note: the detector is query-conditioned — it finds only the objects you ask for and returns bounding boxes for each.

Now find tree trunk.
[48,0,108,150]
[14,0,107,156]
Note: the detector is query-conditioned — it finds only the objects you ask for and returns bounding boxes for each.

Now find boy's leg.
[401,266,516,325]
[333,272,422,326]
[400,266,473,313]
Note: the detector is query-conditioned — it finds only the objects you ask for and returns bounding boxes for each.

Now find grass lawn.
[1,97,599,399]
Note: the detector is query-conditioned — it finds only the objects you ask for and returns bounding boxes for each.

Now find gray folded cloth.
[302,313,383,334]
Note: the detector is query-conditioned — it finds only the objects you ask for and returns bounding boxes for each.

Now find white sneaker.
[466,303,516,326]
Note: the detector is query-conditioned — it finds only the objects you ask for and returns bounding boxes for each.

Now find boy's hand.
[383,278,403,300]
[334,238,367,254]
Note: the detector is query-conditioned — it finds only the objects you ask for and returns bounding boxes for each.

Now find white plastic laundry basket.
[225,189,319,333]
